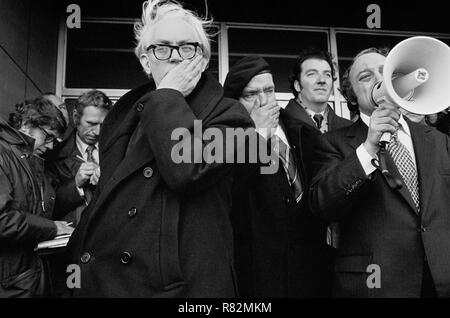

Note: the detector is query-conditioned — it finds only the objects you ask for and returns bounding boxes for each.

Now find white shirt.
[303,104,329,133]
[357,112,417,176]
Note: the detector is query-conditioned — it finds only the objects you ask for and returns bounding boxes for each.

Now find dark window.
[65,21,219,89]
[228,28,329,92]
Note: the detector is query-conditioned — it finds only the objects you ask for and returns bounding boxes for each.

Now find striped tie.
[387,129,420,211]
[273,135,303,203]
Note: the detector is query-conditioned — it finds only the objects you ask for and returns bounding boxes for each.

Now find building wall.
[0,0,60,119]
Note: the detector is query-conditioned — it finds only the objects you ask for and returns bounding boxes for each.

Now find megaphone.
[370,36,450,190]
[372,36,450,114]
[371,36,450,139]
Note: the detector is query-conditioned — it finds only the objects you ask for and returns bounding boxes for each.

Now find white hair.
[134,0,213,61]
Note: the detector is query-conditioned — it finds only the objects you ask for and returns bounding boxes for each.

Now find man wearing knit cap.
[224,55,332,297]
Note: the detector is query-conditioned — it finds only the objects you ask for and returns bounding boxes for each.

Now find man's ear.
[294,79,302,93]
[140,54,151,76]
[73,109,80,126]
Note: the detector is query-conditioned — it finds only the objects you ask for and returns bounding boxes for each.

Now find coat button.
[284,196,292,205]
[136,103,144,112]
[143,167,153,179]
[128,207,137,218]
[418,225,427,233]
[81,252,91,264]
[120,252,132,264]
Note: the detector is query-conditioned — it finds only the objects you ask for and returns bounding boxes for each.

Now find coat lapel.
[91,125,154,214]
[345,119,367,150]
[345,119,419,213]
[89,72,221,216]
[284,99,318,131]
[408,120,435,216]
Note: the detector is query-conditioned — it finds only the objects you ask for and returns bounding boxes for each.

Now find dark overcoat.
[68,73,253,297]
[231,119,332,297]
[283,99,352,133]
[0,118,57,297]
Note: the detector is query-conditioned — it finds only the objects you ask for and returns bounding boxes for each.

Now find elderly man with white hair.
[67,0,253,297]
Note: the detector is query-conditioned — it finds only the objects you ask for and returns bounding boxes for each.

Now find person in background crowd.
[224,55,332,297]
[0,97,73,298]
[42,93,70,130]
[49,89,112,226]
[283,48,353,249]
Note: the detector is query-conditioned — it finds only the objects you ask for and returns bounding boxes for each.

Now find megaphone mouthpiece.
[371,68,430,107]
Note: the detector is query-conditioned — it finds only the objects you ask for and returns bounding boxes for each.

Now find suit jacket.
[47,130,87,223]
[309,118,450,297]
[231,120,332,297]
[67,72,254,297]
[283,99,352,133]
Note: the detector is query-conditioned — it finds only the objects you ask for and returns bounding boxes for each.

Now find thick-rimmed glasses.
[38,127,57,145]
[146,42,201,61]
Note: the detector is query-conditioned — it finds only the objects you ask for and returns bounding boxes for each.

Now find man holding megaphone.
[309,43,450,298]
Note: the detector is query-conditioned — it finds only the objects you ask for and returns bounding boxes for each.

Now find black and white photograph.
[1,0,450,307]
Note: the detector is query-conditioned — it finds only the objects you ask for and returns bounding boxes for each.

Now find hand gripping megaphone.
[370,36,450,189]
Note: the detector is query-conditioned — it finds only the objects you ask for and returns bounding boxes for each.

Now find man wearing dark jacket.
[283,48,352,133]
[67,0,254,297]
[49,90,112,225]
[224,55,331,297]
[309,47,450,297]
[282,49,353,248]
[0,97,72,297]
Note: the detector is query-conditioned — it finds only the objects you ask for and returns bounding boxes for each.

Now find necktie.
[86,145,96,164]
[273,135,303,203]
[84,145,97,204]
[313,114,324,130]
[387,129,420,211]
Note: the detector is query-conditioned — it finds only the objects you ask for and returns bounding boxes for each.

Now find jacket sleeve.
[54,178,85,219]
[138,89,254,194]
[308,133,370,223]
[0,162,57,244]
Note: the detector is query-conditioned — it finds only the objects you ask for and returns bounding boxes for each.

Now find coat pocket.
[333,255,373,298]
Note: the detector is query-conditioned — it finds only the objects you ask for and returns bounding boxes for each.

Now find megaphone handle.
[373,144,403,190]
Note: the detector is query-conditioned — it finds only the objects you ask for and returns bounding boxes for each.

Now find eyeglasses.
[146,42,201,61]
[38,127,57,145]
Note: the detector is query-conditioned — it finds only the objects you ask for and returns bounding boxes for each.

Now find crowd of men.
[1,0,450,298]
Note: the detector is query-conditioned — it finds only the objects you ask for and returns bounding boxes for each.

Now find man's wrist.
[363,141,379,157]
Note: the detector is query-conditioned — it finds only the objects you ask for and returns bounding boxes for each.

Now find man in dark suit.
[282,48,352,248]
[309,47,450,297]
[224,55,331,297]
[49,89,112,225]
[283,48,352,133]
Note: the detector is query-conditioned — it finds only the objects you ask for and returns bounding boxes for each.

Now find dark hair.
[288,48,336,98]
[9,96,67,136]
[75,89,113,116]
[340,47,390,113]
